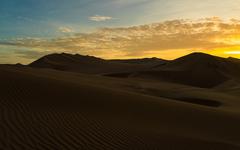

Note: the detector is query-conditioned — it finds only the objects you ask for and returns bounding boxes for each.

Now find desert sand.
[1,52,240,149]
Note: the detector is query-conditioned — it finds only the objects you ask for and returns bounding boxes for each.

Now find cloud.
[58,27,74,33]
[1,17,240,62]
[14,50,51,59]
[89,15,113,22]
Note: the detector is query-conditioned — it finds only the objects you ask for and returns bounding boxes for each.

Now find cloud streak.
[89,15,113,22]
[1,17,240,63]
[58,27,74,33]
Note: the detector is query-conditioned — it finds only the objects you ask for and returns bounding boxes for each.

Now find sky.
[1,0,240,64]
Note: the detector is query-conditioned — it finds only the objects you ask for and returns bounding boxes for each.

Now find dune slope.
[29,53,157,74]
[1,65,240,149]
[108,53,240,88]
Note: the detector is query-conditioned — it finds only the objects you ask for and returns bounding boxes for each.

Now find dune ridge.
[1,65,240,149]
[1,53,240,149]
[29,53,159,74]
[105,53,240,88]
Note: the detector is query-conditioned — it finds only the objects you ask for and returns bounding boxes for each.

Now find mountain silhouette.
[107,53,240,88]
[29,53,161,74]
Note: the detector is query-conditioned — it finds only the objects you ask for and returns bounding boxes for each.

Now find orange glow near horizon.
[206,47,240,59]
[1,17,240,64]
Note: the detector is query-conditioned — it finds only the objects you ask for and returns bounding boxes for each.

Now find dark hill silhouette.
[109,57,167,65]
[29,53,159,74]
[29,52,240,88]
[227,57,240,63]
[159,53,239,71]
[108,53,240,88]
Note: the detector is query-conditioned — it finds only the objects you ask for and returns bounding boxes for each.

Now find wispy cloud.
[1,17,240,63]
[14,50,51,59]
[58,27,74,33]
[89,15,113,22]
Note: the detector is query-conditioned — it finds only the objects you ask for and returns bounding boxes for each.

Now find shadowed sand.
[106,53,240,88]
[1,64,240,150]
[1,53,240,149]
[29,53,161,74]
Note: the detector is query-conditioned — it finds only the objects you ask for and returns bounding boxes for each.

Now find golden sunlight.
[224,51,240,54]
[208,46,240,58]
[220,36,240,45]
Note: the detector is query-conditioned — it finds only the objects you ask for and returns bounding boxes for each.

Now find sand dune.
[29,53,157,74]
[109,57,167,65]
[1,64,240,149]
[30,52,240,88]
[107,53,240,88]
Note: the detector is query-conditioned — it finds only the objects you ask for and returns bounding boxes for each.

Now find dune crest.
[0,52,240,149]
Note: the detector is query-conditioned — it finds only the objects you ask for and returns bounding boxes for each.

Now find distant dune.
[29,53,161,74]
[109,57,167,65]
[1,53,240,149]
[107,53,240,88]
[30,52,240,88]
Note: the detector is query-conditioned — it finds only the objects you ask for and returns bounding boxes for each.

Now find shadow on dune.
[124,85,222,107]
[104,53,240,88]
[168,97,222,107]
[141,88,223,107]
